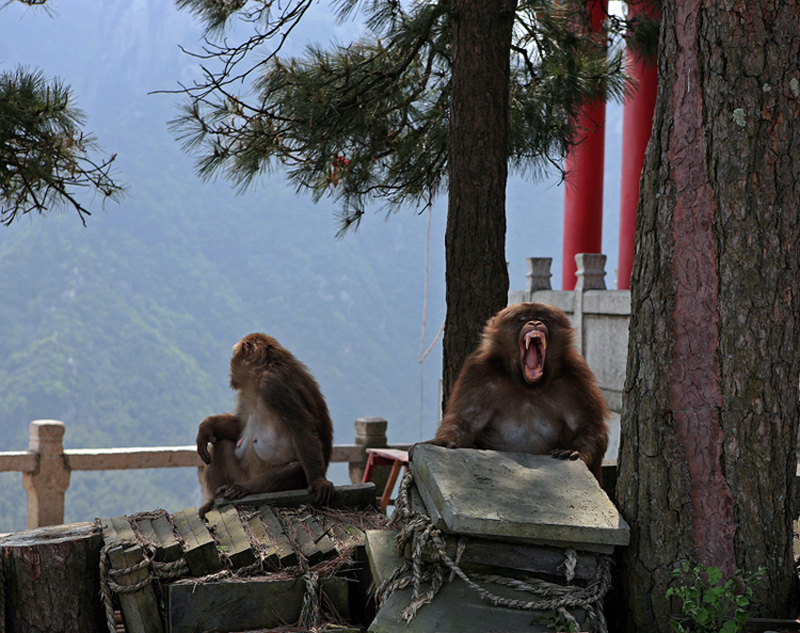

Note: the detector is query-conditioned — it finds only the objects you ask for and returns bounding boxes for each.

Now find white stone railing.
[0,417,405,530]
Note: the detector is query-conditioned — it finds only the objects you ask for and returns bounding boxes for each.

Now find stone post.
[22,420,71,529]
[348,417,388,484]
[525,257,553,293]
[573,254,607,356]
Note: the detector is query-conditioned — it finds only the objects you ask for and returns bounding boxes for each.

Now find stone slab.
[411,445,629,552]
[364,530,587,633]
[166,576,349,633]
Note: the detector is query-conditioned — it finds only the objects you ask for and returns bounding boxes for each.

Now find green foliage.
[0,67,124,226]
[666,562,765,633]
[171,0,639,234]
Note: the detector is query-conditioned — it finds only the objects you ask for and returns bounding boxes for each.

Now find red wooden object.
[562,0,608,290]
[617,0,659,290]
[361,448,409,511]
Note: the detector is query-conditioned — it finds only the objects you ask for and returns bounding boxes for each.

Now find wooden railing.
[0,417,407,530]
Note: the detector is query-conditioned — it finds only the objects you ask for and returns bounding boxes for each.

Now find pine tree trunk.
[443,0,516,406]
[616,0,800,629]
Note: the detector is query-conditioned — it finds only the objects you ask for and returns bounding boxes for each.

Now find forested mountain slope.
[0,0,617,532]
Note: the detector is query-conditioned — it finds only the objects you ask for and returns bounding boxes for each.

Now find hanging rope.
[379,470,613,633]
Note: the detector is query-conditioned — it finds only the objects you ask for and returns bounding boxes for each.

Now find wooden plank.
[166,577,349,633]
[289,511,324,566]
[245,512,280,570]
[216,483,377,511]
[204,506,256,569]
[300,509,337,561]
[149,514,183,562]
[100,517,164,633]
[256,505,298,568]
[171,508,224,576]
[329,522,366,552]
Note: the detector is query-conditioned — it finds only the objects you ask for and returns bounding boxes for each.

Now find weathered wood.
[166,577,350,633]
[171,507,224,576]
[101,517,164,633]
[0,522,106,633]
[136,513,182,562]
[204,506,257,569]
[256,505,298,568]
[289,512,326,565]
[244,511,281,570]
[215,482,377,511]
[301,510,338,559]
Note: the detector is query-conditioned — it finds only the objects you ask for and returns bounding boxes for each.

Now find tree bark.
[616,0,800,629]
[1,522,107,633]
[443,0,516,407]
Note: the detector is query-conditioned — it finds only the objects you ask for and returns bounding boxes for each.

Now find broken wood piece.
[135,512,182,562]
[171,507,224,576]
[256,505,298,568]
[244,510,281,570]
[299,508,338,561]
[101,517,164,633]
[204,506,257,569]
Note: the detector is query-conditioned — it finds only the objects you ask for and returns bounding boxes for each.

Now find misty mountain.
[0,0,622,532]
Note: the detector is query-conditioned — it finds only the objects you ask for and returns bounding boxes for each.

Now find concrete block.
[411,445,629,553]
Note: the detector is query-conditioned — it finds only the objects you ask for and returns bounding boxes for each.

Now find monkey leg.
[198,440,248,516]
[216,461,309,500]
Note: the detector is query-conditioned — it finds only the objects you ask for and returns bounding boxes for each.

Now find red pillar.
[561,0,608,290]
[617,0,659,290]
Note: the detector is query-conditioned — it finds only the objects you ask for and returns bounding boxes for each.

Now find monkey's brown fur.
[197,333,335,516]
[425,302,609,481]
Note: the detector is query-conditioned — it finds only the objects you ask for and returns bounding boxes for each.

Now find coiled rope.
[376,470,612,633]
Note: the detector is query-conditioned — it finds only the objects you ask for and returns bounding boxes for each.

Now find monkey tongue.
[522,333,545,383]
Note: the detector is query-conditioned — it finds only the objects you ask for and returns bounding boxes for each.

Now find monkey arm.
[288,428,335,504]
[196,413,241,464]
[434,370,497,448]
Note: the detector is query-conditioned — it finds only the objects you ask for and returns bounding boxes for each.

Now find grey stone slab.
[411,445,629,553]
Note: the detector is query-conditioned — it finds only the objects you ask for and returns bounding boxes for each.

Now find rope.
[379,470,612,633]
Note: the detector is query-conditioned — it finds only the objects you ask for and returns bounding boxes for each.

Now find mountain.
[0,0,622,532]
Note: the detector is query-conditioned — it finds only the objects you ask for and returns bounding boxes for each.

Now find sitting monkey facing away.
[197,333,335,517]
[420,302,609,482]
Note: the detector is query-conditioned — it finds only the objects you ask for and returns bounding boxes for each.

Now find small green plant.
[666,561,765,633]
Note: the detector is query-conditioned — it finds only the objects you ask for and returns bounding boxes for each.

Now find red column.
[561,0,608,290]
[617,0,659,289]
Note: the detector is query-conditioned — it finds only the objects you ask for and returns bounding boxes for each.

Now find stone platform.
[410,445,629,553]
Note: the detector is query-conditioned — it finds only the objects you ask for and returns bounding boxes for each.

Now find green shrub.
[666,562,764,633]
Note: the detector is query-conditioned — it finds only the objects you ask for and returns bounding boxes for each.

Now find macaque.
[197,333,335,517]
[422,302,609,481]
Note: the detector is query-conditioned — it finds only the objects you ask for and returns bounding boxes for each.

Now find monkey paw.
[309,477,335,506]
[215,484,250,500]
[550,448,582,461]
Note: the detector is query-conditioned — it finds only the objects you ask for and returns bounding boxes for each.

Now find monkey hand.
[309,477,335,506]
[214,483,250,500]
[196,418,218,464]
[409,437,459,460]
[550,448,582,462]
